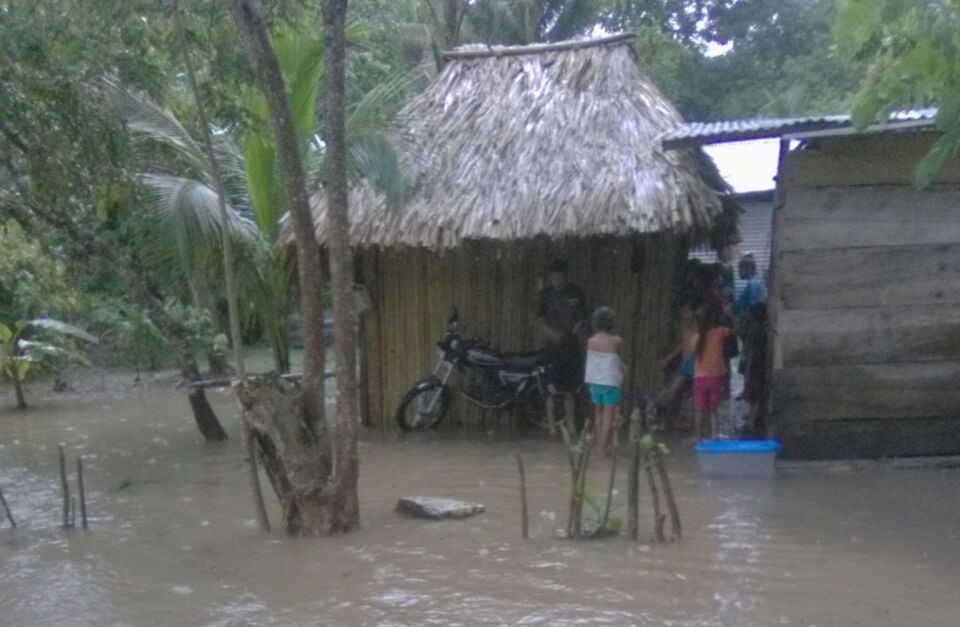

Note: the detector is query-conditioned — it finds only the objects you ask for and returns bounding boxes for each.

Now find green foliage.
[0,318,98,407]
[163,299,221,362]
[0,221,81,323]
[838,0,960,187]
[90,300,169,371]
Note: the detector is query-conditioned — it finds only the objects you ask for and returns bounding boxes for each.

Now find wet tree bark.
[10,367,27,410]
[322,0,360,529]
[228,0,358,535]
[237,376,343,534]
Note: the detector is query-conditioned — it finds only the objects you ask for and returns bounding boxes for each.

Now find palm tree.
[103,77,260,377]
[104,21,408,377]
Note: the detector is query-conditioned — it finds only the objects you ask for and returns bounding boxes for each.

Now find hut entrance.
[357,234,681,428]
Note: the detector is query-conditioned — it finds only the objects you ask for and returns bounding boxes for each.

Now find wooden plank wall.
[357,234,679,428]
[771,132,960,458]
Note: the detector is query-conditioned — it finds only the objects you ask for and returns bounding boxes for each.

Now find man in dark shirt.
[536,260,587,347]
[535,260,587,433]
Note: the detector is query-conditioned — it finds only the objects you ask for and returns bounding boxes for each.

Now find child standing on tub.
[585,307,625,457]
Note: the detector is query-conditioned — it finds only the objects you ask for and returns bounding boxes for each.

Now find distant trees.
[838,0,959,187]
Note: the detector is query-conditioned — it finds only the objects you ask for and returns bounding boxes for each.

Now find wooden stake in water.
[646,462,666,543]
[0,486,16,528]
[600,447,618,535]
[70,495,77,530]
[653,450,681,540]
[514,452,528,539]
[58,445,71,529]
[557,422,577,483]
[567,428,592,540]
[77,457,88,530]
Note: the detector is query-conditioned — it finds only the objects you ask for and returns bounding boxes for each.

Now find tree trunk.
[126,273,228,442]
[228,0,355,535]
[227,0,326,431]
[11,367,27,409]
[236,376,360,534]
[322,0,360,530]
[443,0,459,49]
[173,0,246,383]
[187,271,234,377]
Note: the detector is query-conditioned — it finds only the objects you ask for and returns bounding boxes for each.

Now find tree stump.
[235,376,351,536]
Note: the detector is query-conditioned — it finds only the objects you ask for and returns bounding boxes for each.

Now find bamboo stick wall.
[357,234,680,428]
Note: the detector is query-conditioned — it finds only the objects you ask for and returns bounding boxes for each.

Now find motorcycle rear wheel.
[396,378,451,431]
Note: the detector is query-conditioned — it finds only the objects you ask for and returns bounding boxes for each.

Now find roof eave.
[662,117,938,150]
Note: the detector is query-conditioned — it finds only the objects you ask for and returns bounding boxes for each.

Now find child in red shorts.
[693,304,734,440]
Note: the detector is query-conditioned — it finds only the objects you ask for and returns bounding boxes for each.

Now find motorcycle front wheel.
[396,378,451,431]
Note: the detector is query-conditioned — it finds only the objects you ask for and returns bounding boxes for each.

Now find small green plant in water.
[582,492,623,538]
[0,319,97,409]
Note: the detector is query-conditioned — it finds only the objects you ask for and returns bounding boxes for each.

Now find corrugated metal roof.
[662,108,938,149]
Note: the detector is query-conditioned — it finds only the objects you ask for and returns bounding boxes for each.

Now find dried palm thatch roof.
[299,33,723,249]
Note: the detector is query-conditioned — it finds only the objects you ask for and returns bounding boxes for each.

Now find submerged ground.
[1,373,959,627]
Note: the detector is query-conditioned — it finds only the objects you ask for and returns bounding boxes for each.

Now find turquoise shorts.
[589,384,622,406]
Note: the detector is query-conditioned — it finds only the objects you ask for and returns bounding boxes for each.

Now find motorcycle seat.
[500,351,548,370]
[466,349,506,368]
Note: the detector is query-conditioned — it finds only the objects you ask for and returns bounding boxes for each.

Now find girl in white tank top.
[585,307,625,457]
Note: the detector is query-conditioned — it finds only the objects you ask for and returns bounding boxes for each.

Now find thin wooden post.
[557,422,577,482]
[646,461,666,542]
[58,445,71,529]
[70,495,77,529]
[514,452,529,539]
[600,447,618,535]
[653,451,682,540]
[568,430,592,540]
[0,486,16,528]
[627,408,640,541]
[76,457,88,529]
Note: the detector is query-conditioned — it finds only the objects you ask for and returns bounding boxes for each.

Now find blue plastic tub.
[694,439,781,478]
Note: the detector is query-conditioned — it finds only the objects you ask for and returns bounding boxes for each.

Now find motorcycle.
[396,308,560,430]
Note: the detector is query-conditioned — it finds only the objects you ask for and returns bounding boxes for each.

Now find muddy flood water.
[1,384,960,627]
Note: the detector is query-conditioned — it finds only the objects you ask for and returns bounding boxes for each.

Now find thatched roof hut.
[302,33,723,249]
[292,34,729,428]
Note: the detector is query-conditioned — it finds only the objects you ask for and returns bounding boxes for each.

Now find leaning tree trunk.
[116,266,228,442]
[10,367,27,410]
[322,0,360,529]
[187,272,234,377]
[175,331,229,442]
[228,0,356,535]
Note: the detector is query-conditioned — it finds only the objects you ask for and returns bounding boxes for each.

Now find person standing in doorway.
[734,253,767,317]
[535,260,587,433]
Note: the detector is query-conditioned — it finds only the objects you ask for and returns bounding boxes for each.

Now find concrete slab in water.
[396,497,485,520]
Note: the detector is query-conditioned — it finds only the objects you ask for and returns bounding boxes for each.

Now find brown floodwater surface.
[1,385,959,626]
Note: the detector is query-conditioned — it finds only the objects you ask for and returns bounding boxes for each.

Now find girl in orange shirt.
[693,305,734,440]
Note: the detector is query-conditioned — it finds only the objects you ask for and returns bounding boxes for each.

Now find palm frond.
[346,131,406,208]
[140,174,262,278]
[346,72,414,136]
[101,77,210,179]
[26,318,98,344]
